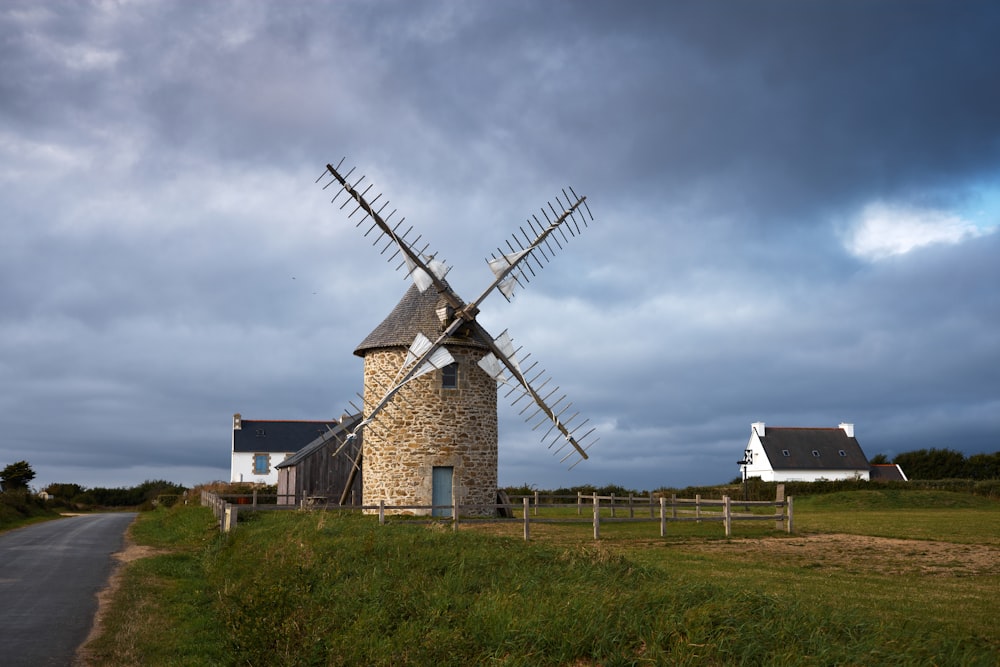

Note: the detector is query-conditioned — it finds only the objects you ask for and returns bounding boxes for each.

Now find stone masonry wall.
[361,345,498,516]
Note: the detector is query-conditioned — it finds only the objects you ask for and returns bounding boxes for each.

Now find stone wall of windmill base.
[361,346,499,517]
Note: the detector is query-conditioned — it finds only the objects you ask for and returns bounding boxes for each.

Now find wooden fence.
[202,490,793,540]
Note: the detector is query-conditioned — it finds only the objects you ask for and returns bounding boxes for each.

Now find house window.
[253,453,270,475]
[442,362,458,389]
[255,428,266,437]
[812,450,821,457]
[782,450,790,457]
[839,450,847,457]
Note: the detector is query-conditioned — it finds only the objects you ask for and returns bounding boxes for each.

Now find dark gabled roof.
[233,419,339,454]
[869,464,907,481]
[354,284,489,356]
[758,428,869,471]
[275,413,363,469]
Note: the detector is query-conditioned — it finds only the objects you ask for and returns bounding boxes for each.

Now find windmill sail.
[413,346,455,378]
[470,320,596,466]
[319,159,459,306]
[480,188,593,303]
[396,332,456,384]
[405,255,450,292]
[488,251,529,298]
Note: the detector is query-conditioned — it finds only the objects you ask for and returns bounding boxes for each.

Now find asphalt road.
[0,513,137,667]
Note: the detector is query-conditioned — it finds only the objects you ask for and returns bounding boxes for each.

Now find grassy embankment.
[83,489,1000,666]
[0,491,61,531]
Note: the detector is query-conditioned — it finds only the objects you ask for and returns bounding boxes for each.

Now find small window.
[812,450,821,457]
[255,428,266,437]
[442,362,458,389]
[839,449,847,457]
[782,449,790,457]
[253,453,270,475]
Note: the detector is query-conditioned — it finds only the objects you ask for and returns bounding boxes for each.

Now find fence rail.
[202,490,793,540]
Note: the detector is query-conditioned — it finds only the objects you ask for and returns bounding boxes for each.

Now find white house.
[230,413,342,485]
[739,422,872,482]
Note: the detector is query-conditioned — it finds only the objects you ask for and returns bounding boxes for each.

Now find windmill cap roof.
[354,284,489,356]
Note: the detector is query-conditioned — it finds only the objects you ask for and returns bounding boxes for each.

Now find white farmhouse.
[230,413,341,485]
[740,422,872,482]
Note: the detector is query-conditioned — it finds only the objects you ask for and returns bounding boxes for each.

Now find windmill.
[317,159,598,516]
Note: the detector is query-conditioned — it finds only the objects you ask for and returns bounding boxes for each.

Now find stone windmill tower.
[318,159,598,516]
[354,285,498,516]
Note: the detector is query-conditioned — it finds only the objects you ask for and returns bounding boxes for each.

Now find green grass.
[794,489,1000,544]
[85,491,1000,666]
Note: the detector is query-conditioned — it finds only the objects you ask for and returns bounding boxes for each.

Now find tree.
[965,452,1000,480]
[1,460,36,490]
[894,448,969,480]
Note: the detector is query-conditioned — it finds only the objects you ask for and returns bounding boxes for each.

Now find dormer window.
[255,428,266,437]
[442,362,458,389]
[812,450,821,457]
[782,450,790,457]
[839,450,847,457]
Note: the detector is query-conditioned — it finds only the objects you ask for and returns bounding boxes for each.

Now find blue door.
[432,466,453,517]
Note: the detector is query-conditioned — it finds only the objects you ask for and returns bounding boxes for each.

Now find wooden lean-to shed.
[275,413,364,506]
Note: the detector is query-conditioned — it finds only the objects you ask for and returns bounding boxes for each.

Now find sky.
[2,1,999,492]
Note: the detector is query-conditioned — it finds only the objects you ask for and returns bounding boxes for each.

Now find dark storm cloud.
[0,0,997,489]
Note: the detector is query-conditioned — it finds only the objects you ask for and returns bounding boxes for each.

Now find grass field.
[81,489,1000,666]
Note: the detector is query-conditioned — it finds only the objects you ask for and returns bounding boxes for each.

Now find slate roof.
[354,284,489,356]
[758,427,870,471]
[275,413,363,469]
[869,463,907,481]
[233,419,339,454]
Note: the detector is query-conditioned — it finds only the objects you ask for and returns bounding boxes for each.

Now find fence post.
[775,484,786,531]
[649,493,655,519]
[695,494,701,522]
[577,491,582,516]
[593,493,600,540]
[252,487,257,508]
[534,490,539,516]
[610,493,616,518]
[671,493,677,519]
[224,503,236,533]
[787,496,794,533]
[628,493,634,518]
[523,497,530,542]
[379,499,385,526]
[723,495,731,537]
[660,496,666,537]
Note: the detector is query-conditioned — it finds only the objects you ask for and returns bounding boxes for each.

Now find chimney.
[839,422,854,438]
[751,421,765,437]
[233,413,242,430]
